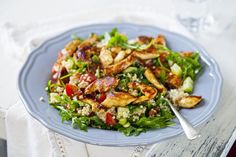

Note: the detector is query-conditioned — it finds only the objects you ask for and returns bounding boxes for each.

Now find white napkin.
[2,6,192,157]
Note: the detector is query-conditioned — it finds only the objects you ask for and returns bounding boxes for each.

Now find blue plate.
[18,23,223,146]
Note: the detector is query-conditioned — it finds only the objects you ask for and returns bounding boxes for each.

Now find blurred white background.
[0,0,175,23]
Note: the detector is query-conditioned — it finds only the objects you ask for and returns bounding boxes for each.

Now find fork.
[165,99,201,140]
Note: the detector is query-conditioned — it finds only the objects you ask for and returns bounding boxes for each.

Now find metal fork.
[165,99,201,140]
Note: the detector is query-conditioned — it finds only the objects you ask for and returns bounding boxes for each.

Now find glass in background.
[173,0,235,36]
[174,0,214,32]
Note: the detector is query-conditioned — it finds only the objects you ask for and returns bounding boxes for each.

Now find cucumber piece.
[119,118,127,125]
[123,67,138,73]
[171,63,182,77]
[182,77,194,93]
[168,60,174,67]
[123,122,130,128]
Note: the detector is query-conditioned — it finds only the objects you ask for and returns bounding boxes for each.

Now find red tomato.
[65,84,78,97]
[105,112,117,126]
[80,73,96,83]
[97,93,106,103]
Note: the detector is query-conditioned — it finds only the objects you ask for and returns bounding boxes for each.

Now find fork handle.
[166,99,201,140]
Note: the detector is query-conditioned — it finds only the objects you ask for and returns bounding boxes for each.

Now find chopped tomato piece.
[97,93,106,103]
[105,112,117,126]
[65,84,78,97]
[80,73,96,83]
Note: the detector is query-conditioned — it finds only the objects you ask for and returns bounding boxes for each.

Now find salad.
[46,28,203,136]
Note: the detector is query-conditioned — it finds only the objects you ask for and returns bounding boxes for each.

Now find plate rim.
[18,23,223,146]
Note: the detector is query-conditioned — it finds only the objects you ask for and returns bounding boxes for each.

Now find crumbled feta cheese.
[127,73,140,82]
[96,110,106,122]
[122,110,130,119]
[78,80,89,88]
[149,99,156,106]
[131,74,139,82]
[132,115,139,121]
[81,105,91,116]
[49,93,60,104]
[61,59,74,72]
[72,96,78,101]
[56,86,64,93]
[169,88,189,104]
[131,107,147,122]
[69,74,79,85]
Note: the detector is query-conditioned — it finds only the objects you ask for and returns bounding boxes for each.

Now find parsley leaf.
[166,52,202,80]
[56,106,72,122]
[107,32,128,47]
[72,117,90,131]
[117,125,145,136]
[136,116,175,129]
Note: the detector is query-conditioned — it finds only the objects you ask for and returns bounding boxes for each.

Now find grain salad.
[45,28,203,136]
